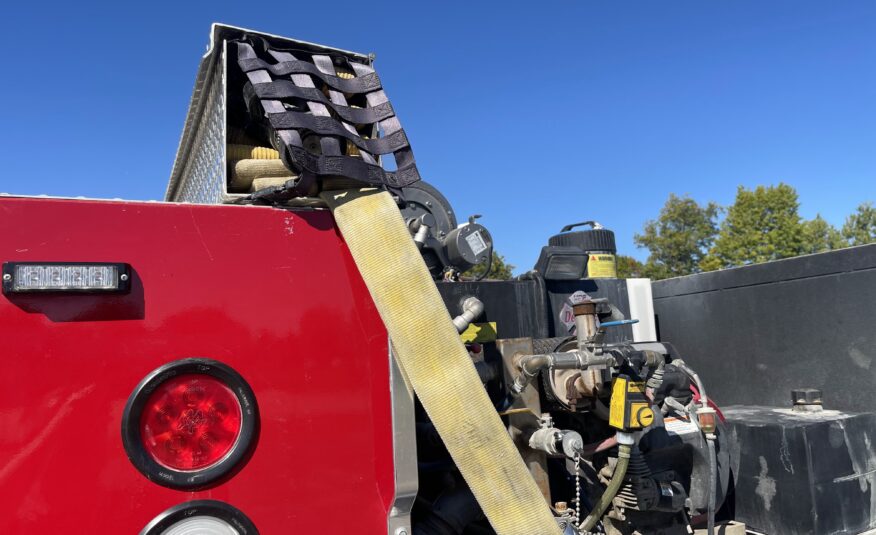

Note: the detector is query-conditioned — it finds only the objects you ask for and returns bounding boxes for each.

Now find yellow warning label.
[460,322,498,343]
[586,254,617,279]
[609,376,627,429]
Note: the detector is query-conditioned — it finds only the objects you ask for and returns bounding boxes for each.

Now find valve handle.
[600,319,639,328]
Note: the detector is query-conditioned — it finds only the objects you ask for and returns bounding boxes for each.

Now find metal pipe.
[574,312,599,348]
[510,354,553,395]
[452,296,484,333]
[413,224,429,249]
[673,359,708,406]
[511,351,615,395]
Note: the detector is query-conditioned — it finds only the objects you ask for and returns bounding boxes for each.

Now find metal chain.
[574,452,582,528]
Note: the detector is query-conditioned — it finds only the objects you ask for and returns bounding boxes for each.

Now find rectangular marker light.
[2,263,130,294]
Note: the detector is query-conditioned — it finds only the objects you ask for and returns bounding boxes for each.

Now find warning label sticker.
[586,254,617,279]
[664,417,699,436]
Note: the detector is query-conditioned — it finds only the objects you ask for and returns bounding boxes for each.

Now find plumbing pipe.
[452,297,484,333]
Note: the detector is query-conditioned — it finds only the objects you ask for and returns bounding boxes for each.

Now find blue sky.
[1,1,874,271]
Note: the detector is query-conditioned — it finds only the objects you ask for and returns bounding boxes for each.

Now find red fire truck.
[2,23,871,535]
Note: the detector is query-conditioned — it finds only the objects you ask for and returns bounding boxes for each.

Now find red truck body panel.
[0,197,394,533]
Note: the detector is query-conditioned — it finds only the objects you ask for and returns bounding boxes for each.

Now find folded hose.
[580,443,631,532]
[321,189,559,535]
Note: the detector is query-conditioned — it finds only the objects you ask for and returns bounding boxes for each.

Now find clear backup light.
[160,516,240,535]
[2,262,130,293]
[140,500,257,535]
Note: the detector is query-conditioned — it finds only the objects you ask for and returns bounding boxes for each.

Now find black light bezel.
[139,500,258,535]
[122,358,258,490]
[1,261,131,294]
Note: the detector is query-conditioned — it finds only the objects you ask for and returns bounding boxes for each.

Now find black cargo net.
[233,38,420,199]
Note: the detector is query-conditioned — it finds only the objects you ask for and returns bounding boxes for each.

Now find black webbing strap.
[266,112,409,155]
[233,39,421,199]
[311,53,377,166]
[267,48,342,158]
[238,58,382,93]
[252,82,395,125]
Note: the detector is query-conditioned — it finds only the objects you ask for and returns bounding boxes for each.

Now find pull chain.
[574,452,582,528]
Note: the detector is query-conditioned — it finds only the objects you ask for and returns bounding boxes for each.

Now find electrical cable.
[473,249,493,281]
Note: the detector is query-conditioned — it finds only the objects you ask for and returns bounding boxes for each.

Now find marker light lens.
[2,262,129,293]
[140,374,243,471]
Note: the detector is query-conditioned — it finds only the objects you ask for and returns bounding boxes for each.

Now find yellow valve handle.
[321,188,559,535]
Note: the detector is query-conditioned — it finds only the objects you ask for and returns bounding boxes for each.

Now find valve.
[608,374,654,431]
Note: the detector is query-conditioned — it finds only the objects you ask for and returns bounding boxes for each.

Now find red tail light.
[122,359,257,490]
[140,374,243,471]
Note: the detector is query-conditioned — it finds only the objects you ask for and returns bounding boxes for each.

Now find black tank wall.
[651,244,876,413]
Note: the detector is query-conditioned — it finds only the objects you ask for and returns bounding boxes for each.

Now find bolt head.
[120,274,129,282]
[2,273,11,281]
[792,388,822,406]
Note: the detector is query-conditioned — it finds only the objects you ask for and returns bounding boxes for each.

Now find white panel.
[626,278,657,342]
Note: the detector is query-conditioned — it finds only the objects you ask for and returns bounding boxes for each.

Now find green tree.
[464,251,515,280]
[615,255,646,278]
[703,184,843,269]
[634,194,720,279]
[803,215,845,254]
[842,202,876,246]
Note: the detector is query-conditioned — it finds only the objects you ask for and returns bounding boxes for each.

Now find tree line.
[619,183,876,280]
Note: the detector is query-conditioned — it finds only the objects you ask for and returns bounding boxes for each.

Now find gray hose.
[580,443,631,531]
[707,436,717,535]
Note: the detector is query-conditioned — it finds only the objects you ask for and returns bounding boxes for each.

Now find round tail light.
[123,359,257,490]
[140,500,257,535]
[140,373,243,471]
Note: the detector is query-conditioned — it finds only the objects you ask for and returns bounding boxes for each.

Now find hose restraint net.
[234,38,420,198]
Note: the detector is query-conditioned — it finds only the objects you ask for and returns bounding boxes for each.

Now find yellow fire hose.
[320,189,560,535]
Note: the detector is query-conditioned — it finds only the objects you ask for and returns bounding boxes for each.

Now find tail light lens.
[140,373,243,471]
[140,500,258,535]
[123,359,257,490]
